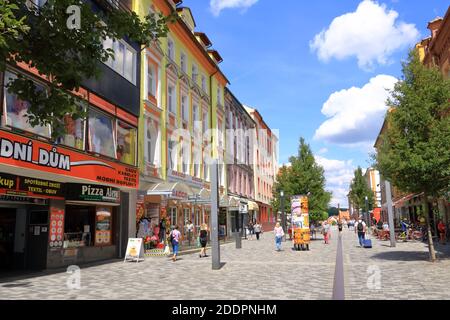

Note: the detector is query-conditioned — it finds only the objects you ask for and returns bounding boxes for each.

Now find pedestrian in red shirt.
[438,220,446,245]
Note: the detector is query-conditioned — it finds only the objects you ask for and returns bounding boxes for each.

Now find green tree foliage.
[310,211,328,223]
[348,167,374,215]
[272,138,331,216]
[375,49,450,261]
[0,0,175,138]
[327,207,339,216]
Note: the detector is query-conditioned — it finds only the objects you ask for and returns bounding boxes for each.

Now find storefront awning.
[393,193,423,207]
[186,187,211,204]
[146,182,192,200]
[248,201,259,211]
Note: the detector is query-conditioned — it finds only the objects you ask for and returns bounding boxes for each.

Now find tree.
[376,49,450,262]
[327,207,339,217]
[348,167,374,217]
[272,138,331,217]
[310,211,328,223]
[1,0,174,138]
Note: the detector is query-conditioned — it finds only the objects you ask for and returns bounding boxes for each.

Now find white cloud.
[310,0,419,70]
[210,0,259,17]
[318,147,328,155]
[314,74,397,146]
[315,155,355,207]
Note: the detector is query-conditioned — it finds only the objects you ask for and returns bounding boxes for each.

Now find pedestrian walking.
[274,222,284,251]
[169,226,181,262]
[355,217,367,247]
[248,221,254,240]
[199,224,208,258]
[254,222,262,240]
[438,220,446,245]
[310,223,316,240]
[322,221,330,244]
[338,220,343,233]
[186,220,194,246]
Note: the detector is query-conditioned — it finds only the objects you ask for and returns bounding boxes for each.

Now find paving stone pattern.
[1,227,450,300]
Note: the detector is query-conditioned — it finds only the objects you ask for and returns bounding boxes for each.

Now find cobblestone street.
[1,227,450,300]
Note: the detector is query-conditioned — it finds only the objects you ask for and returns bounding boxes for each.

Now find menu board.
[49,207,65,248]
[124,238,144,262]
[95,207,112,246]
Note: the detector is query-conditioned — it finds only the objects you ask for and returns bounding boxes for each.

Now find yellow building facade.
[134,0,229,245]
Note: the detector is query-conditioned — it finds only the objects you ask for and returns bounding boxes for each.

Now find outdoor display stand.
[291,195,310,251]
[124,238,145,263]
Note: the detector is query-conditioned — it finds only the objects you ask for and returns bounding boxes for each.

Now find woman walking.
[169,226,181,262]
[199,224,209,258]
[254,222,262,240]
[322,221,330,244]
[274,222,285,251]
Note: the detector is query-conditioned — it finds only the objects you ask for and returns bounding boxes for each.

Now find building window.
[103,37,137,84]
[201,75,206,92]
[3,71,51,138]
[181,95,188,122]
[203,161,209,182]
[169,207,177,228]
[193,147,200,178]
[168,140,176,170]
[168,84,176,115]
[147,63,156,97]
[180,52,187,73]
[217,86,222,105]
[181,140,190,175]
[58,113,85,151]
[116,120,137,166]
[202,111,208,133]
[88,108,116,159]
[192,64,198,84]
[146,120,154,164]
[167,38,175,61]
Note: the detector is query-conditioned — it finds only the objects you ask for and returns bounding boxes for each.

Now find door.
[26,209,49,271]
[0,208,16,272]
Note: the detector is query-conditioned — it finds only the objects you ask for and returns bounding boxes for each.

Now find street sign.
[239,203,248,213]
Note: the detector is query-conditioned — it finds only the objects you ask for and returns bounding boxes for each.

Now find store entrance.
[26,209,49,271]
[0,208,16,272]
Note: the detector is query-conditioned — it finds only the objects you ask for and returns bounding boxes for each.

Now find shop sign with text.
[66,183,121,203]
[0,130,138,189]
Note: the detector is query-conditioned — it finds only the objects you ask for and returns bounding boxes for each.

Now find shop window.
[88,108,116,159]
[116,120,137,166]
[64,206,96,248]
[3,71,51,138]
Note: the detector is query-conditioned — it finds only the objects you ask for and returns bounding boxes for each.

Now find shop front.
[0,129,138,273]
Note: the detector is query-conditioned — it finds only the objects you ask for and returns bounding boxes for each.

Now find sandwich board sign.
[124,238,145,263]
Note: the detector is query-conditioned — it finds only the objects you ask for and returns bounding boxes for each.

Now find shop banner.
[49,207,65,249]
[0,172,64,199]
[0,130,138,189]
[65,183,120,203]
[95,207,112,246]
[124,238,144,262]
[291,195,309,230]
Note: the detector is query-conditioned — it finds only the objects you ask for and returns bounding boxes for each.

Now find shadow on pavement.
[371,249,450,262]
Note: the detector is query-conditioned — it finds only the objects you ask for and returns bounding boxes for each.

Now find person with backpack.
[355,217,366,247]
[169,226,181,262]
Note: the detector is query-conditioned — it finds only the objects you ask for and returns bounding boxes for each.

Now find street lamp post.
[280,190,285,241]
[365,196,370,229]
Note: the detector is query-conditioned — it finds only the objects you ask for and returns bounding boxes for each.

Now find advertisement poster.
[291,195,309,230]
[49,207,64,248]
[124,238,144,262]
[95,207,112,246]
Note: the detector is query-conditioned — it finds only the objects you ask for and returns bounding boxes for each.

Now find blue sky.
[183,0,449,206]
